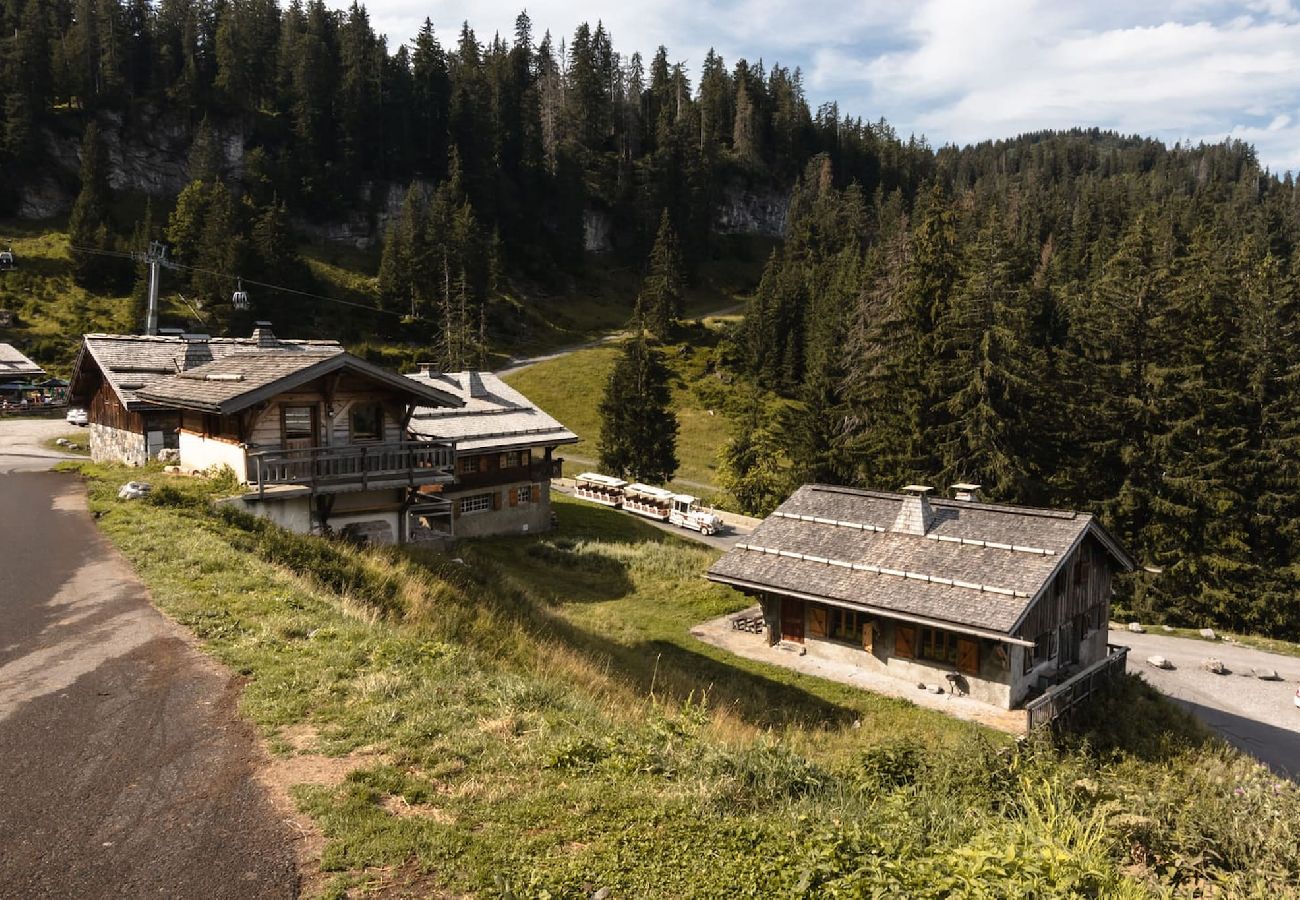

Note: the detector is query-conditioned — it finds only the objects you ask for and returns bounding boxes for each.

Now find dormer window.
[350,403,384,443]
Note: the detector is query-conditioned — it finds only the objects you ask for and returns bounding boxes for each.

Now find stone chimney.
[951,482,982,502]
[251,321,277,349]
[416,362,438,377]
[892,485,935,535]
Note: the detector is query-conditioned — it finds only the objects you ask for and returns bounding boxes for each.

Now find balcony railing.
[1025,644,1128,730]
[247,441,455,497]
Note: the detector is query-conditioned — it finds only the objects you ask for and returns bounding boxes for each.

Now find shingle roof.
[406,370,578,452]
[73,333,341,409]
[0,343,46,381]
[707,484,1135,636]
[135,350,463,414]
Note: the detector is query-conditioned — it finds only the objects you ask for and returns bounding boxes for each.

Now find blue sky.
[351,1,1300,172]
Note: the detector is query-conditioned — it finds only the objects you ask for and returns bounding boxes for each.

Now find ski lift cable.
[66,243,409,319]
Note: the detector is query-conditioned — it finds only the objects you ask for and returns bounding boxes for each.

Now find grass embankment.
[504,314,770,504]
[65,461,1300,898]
[42,430,90,455]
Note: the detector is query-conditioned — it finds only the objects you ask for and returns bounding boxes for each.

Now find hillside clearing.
[63,461,1300,897]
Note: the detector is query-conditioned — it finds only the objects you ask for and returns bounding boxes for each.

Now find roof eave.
[705,572,1035,647]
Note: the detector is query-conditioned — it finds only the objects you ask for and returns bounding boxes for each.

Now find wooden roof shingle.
[707,484,1135,637]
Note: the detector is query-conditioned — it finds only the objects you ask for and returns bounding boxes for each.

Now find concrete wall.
[90,422,147,466]
[216,495,314,533]
[451,482,553,538]
[179,430,249,480]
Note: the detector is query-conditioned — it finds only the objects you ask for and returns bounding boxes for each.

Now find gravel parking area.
[1114,626,1300,775]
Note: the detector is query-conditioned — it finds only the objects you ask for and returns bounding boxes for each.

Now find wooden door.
[956,638,980,675]
[1059,621,1078,666]
[780,598,805,643]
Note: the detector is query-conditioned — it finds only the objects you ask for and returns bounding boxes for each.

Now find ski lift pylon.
[232,277,249,310]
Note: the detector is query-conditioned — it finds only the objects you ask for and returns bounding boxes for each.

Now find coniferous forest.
[2,0,1299,637]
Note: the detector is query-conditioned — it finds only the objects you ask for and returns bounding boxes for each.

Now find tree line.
[726,131,1300,638]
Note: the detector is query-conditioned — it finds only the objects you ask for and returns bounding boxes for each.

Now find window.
[500,449,533,469]
[516,484,532,503]
[459,493,492,514]
[282,406,314,439]
[350,404,384,442]
[458,455,479,474]
[919,627,959,665]
[827,607,865,644]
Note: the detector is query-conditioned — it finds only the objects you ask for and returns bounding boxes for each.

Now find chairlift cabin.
[0,247,15,271]
[231,278,249,310]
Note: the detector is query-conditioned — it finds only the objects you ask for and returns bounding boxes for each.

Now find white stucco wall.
[179,430,249,481]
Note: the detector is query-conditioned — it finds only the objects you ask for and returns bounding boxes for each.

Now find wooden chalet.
[405,368,577,538]
[707,484,1136,709]
[0,343,47,407]
[69,324,340,465]
[129,337,463,544]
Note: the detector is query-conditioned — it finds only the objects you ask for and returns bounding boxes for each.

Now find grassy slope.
[1,219,771,377]
[66,461,1300,898]
[503,314,755,500]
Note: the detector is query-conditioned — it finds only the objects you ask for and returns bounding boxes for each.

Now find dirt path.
[0,427,300,897]
[495,302,744,378]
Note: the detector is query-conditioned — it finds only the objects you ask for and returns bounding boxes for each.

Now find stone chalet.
[405,367,577,538]
[707,484,1136,709]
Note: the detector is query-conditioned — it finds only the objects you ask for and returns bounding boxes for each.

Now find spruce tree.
[641,209,685,337]
[597,318,679,483]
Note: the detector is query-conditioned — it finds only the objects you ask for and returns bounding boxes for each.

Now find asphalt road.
[0,419,299,898]
[1115,628,1300,776]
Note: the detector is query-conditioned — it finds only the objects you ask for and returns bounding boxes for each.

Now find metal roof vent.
[951,482,982,502]
[892,485,935,535]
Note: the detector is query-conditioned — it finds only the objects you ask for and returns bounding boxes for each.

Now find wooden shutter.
[500,453,508,469]
[508,487,518,507]
[957,638,980,675]
[808,606,828,638]
[895,625,916,659]
[862,621,875,653]
[523,449,532,465]
[531,483,541,503]
[492,491,501,511]
[479,456,488,473]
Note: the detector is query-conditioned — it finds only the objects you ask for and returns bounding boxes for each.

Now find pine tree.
[597,319,679,482]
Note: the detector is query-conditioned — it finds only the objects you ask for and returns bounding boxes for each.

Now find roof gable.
[135,350,463,414]
[0,343,46,380]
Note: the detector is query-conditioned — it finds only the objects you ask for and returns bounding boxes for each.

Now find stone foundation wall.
[90,423,147,467]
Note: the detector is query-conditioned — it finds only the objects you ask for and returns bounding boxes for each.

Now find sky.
[349,0,1300,173]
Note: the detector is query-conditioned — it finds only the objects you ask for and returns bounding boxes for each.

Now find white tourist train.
[573,472,724,535]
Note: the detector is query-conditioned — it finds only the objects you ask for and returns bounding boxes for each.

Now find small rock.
[592,889,612,900]
[1203,658,1226,675]
[1128,622,1146,634]
[1161,625,1173,632]
[1253,668,1280,681]
[1146,655,1172,669]
[55,438,69,446]
[1199,628,1217,640]
[926,684,944,694]
[116,481,152,500]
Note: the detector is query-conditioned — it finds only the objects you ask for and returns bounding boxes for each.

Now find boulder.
[1199,628,1217,640]
[1203,658,1226,675]
[117,481,152,500]
[1253,668,1280,681]
[1146,655,1172,669]
[157,448,181,463]
[1127,622,1146,634]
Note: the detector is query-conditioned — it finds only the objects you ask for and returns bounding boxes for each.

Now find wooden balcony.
[247,441,455,497]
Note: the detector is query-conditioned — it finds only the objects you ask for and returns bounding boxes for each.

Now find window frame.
[516,483,532,503]
[348,403,385,443]
[458,493,493,515]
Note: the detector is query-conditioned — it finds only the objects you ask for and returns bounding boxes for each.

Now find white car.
[1294,687,1300,709]
[65,407,88,426]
